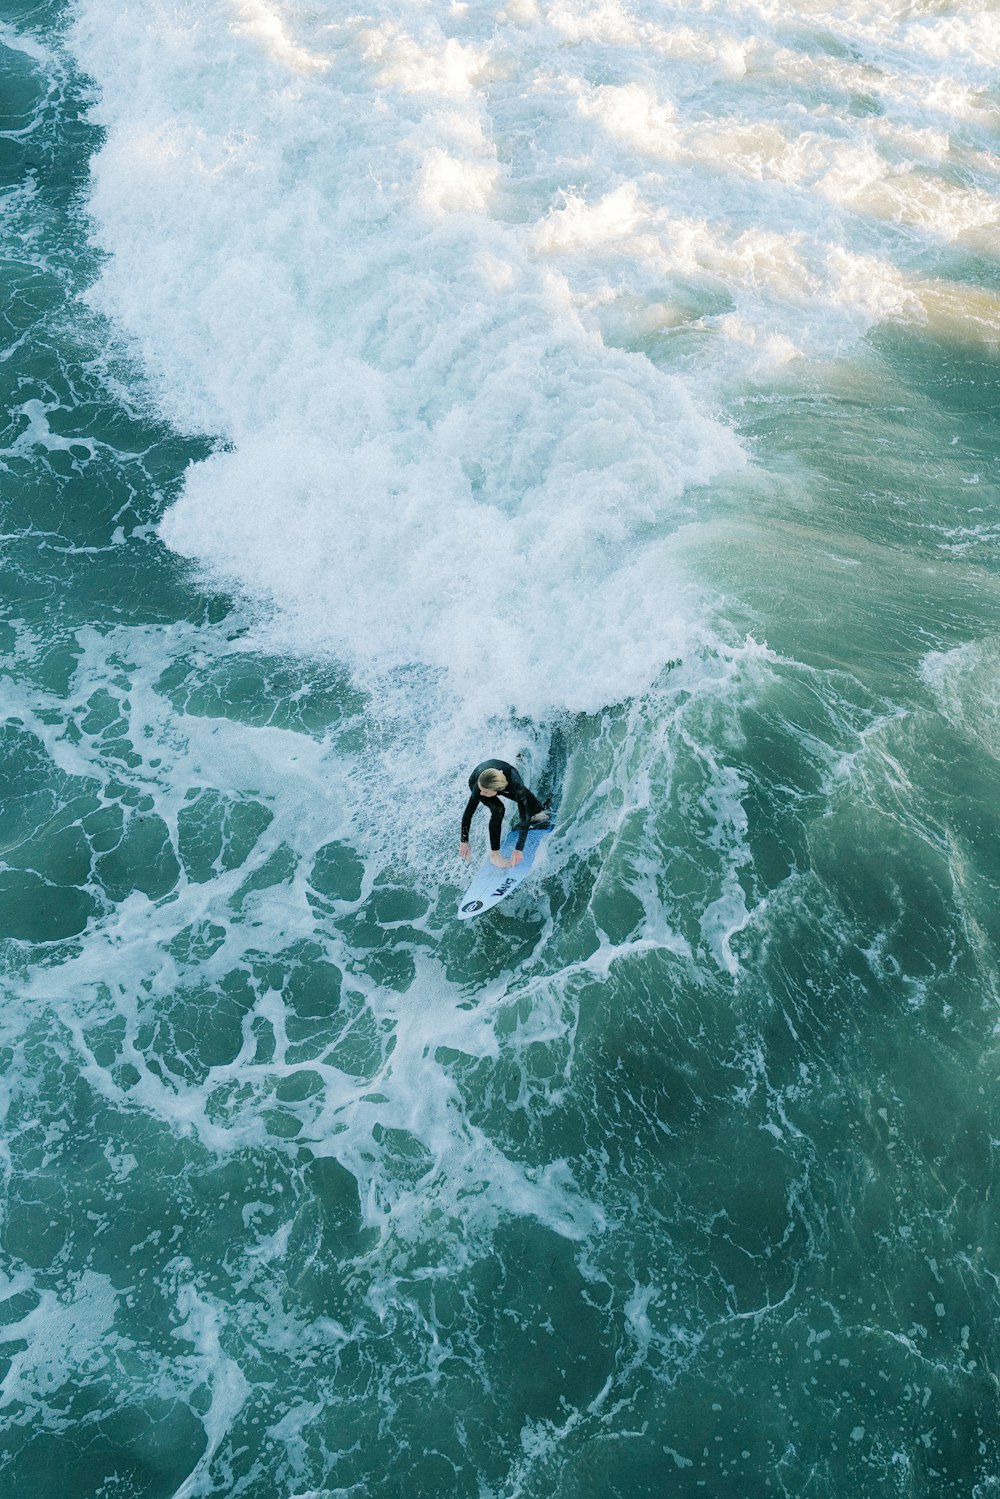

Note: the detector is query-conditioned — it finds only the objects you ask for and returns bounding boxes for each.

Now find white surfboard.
[457,822,555,920]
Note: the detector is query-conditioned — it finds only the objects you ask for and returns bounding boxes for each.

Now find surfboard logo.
[491,878,516,897]
[461,900,484,913]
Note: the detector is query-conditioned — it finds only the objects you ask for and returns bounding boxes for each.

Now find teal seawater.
[2,2,1000,1497]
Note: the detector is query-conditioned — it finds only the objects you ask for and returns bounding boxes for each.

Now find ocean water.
[1,0,999,1493]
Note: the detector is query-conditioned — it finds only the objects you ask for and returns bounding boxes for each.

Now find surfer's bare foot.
[529,811,549,826]
[490,851,510,868]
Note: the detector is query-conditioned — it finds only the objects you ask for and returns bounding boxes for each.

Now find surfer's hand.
[459,841,471,860]
[510,850,524,866]
[489,851,510,868]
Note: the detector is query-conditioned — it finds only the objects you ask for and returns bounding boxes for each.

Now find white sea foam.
[0,1270,119,1418]
[71,30,743,717]
[67,0,1000,729]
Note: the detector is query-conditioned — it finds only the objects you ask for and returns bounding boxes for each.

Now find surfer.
[459,760,549,868]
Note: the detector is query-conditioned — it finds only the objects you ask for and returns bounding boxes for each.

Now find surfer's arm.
[460,792,480,840]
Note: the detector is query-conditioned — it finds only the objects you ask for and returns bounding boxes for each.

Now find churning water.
[1,0,999,1493]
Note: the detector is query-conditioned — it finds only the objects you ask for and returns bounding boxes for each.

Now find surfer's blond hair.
[478,768,508,793]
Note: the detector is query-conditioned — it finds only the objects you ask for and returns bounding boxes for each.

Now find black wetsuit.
[460,759,544,852]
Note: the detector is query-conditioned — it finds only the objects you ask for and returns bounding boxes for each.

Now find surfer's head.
[478,768,508,798]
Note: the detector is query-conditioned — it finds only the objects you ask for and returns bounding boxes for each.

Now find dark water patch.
[177,788,273,885]
[473,1218,614,1418]
[282,957,346,1058]
[94,811,179,903]
[0,15,95,218]
[308,837,366,907]
[700,330,1000,698]
[742,337,997,515]
[135,974,255,1086]
[284,1154,377,1321]
[233,940,385,1080]
[2,1415,205,1499]
[873,325,1000,436]
[155,648,365,734]
[0,867,97,940]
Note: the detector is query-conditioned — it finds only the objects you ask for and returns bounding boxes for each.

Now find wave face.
[2,0,1000,1493]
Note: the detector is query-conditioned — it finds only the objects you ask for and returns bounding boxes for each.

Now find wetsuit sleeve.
[460,792,480,842]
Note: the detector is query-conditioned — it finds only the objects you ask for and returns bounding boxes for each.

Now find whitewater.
[1,0,999,1493]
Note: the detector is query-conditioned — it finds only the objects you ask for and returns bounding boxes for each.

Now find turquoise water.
[2,0,999,1494]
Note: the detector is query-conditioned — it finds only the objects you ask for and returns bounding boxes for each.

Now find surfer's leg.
[488,799,506,850]
[523,788,549,826]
